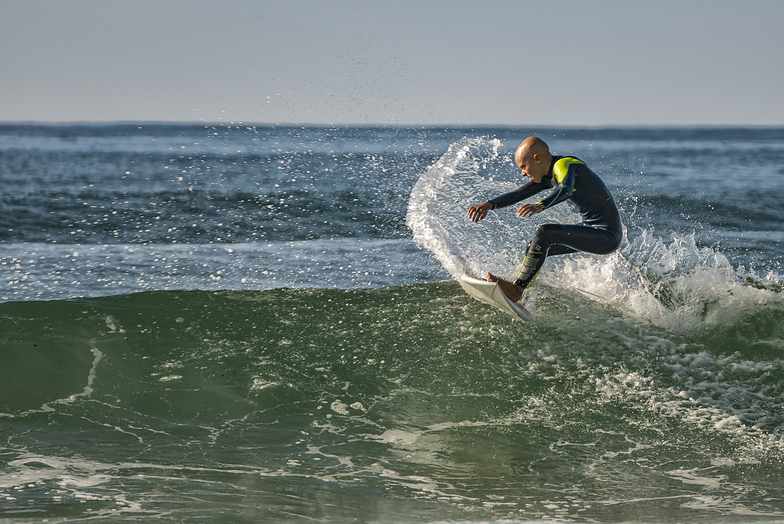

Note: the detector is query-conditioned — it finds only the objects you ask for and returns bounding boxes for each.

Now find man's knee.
[531,224,563,251]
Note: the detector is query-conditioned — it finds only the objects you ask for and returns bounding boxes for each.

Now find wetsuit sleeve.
[536,158,583,210]
[488,180,549,209]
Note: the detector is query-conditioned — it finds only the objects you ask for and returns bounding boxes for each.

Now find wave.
[2,282,783,439]
[3,283,784,519]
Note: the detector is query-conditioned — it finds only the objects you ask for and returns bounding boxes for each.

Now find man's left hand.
[516,203,543,217]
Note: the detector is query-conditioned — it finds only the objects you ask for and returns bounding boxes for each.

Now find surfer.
[467,136,622,302]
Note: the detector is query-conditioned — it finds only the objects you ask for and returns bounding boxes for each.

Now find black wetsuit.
[487,156,623,289]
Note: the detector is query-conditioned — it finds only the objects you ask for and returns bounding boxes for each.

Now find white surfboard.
[458,275,535,322]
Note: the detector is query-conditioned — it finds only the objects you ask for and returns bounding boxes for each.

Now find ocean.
[1,123,784,523]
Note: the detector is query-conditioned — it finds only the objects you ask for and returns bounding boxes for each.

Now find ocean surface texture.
[1,124,784,523]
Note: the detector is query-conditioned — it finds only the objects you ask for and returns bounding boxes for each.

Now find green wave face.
[3,284,784,521]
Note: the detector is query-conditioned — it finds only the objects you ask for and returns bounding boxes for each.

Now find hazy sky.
[2,0,783,126]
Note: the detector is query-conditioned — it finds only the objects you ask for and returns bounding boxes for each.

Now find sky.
[2,0,783,127]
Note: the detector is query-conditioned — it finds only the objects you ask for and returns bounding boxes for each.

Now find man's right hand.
[468,202,492,222]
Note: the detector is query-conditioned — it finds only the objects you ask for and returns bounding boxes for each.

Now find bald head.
[515,137,550,166]
[514,136,552,183]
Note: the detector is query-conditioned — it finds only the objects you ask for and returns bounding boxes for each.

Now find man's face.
[516,152,546,183]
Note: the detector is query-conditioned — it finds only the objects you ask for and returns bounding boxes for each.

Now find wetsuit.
[487,156,623,289]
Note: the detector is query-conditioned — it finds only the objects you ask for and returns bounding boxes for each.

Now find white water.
[407,137,784,334]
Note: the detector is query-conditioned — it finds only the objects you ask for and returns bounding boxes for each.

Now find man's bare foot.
[487,272,524,303]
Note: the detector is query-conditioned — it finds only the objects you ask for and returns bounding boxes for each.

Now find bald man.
[467,136,622,302]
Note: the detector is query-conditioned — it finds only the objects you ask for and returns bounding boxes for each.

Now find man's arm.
[488,179,548,210]
[468,179,547,222]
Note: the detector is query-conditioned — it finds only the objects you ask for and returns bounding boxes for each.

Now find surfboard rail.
[458,274,534,322]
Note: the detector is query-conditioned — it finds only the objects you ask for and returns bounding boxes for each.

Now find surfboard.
[458,274,535,322]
